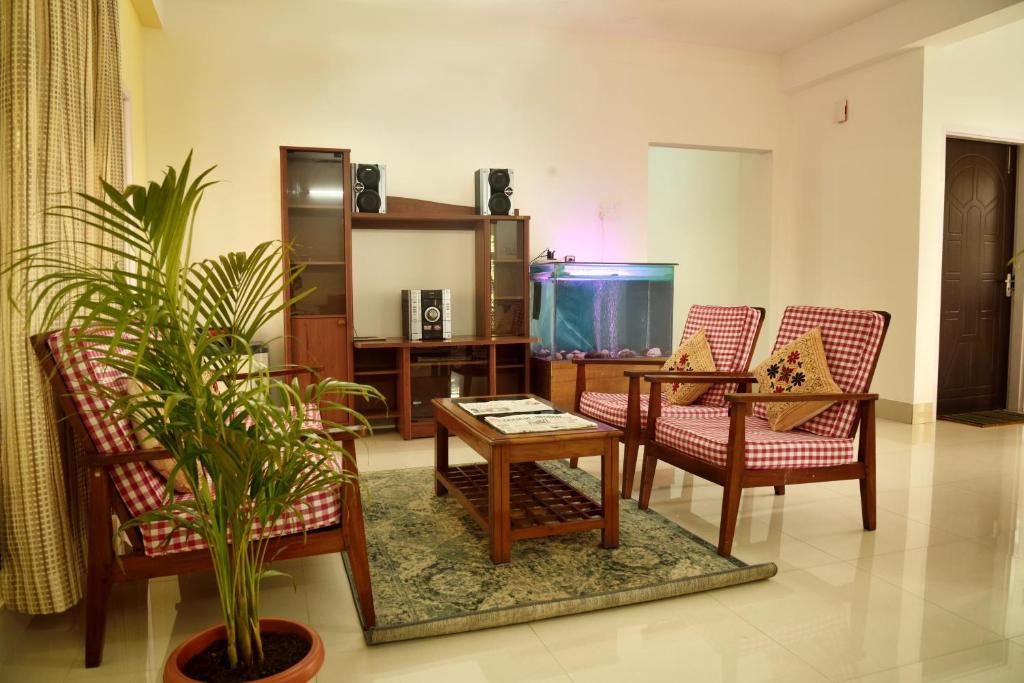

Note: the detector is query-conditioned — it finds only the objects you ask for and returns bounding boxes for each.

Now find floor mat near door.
[938,409,1024,428]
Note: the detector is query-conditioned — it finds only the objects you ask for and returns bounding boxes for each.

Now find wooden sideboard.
[280,147,532,437]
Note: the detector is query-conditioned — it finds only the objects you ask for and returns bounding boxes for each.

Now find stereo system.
[352,163,386,213]
[475,168,515,216]
[402,289,452,341]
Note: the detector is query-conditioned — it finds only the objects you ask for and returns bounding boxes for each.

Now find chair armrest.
[231,366,323,380]
[86,448,173,466]
[574,357,666,411]
[328,425,368,441]
[572,358,667,366]
[724,392,878,404]
[640,372,757,383]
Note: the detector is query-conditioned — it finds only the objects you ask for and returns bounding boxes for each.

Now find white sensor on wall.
[835,98,849,124]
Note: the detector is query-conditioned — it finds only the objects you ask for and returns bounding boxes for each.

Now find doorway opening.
[647,145,772,357]
[937,137,1019,415]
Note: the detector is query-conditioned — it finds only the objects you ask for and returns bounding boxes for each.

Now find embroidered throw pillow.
[661,328,717,405]
[125,377,192,494]
[753,328,841,432]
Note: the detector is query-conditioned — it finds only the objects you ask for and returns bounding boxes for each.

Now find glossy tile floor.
[3,419,1024,682]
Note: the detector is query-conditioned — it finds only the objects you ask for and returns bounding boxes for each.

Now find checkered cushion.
[752,307,886,438]
[679,305,763,407]
[655,415,855,469]
[578,305,761,428]
[48,331,341,557]
[579,391,727,427]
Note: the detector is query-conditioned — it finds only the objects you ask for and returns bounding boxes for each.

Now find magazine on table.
[484,412,598,434]
[457,398,552,417]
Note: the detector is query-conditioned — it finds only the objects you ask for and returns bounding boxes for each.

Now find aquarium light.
[559,265,628,278]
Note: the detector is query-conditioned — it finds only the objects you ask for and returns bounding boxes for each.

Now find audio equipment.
[402,289,452,341]
[475,168,514,215]
[352,163,386,213]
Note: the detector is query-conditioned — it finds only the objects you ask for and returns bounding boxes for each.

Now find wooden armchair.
[571,305,765,498]
[33,331,376,668]
[637,306,890,555]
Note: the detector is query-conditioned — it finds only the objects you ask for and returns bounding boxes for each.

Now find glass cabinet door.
[409,346,489,422]
[285,150,346,315]
[490,220,525,336]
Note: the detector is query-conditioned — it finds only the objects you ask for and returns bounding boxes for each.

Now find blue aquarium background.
[530,262,675,360]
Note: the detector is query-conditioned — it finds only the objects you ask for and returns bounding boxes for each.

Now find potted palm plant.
[9,154,380,682]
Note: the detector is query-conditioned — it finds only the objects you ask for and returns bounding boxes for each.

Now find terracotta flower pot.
[163,618,324,683]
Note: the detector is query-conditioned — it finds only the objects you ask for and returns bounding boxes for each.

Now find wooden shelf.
[411,359,488,368]
[497,364,525,370]
[294,260,345,266]
[353,335,534,349]
[290,313,346,320]
[351,196,528,231]
[492,258,524,264]
[363,410,401,420]
[353,213,485,226]
[288,203,343,211]
[353,369,399,376]
[493,295,524,301]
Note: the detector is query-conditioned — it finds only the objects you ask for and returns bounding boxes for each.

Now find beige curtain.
[0,0,124,613]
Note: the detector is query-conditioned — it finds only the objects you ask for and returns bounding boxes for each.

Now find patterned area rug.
[344,460,776,644]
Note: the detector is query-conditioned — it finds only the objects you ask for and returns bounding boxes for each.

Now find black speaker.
[475,168,514,215]
[352,163,386,213]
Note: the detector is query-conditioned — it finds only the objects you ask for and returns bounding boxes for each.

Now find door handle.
[1006,272,1015,298]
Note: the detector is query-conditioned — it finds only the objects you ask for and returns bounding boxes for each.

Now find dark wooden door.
[938,138,1018,414]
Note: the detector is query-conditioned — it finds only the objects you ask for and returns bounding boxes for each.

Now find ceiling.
[360,0,907,54]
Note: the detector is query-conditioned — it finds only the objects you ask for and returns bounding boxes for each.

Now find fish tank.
[530,262,675,360]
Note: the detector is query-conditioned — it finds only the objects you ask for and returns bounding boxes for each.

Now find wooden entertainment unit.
[280,146,532,438]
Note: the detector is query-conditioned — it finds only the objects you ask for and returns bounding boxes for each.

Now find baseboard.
[877,399,935,424]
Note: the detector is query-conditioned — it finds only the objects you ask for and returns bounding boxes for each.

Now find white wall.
[647,146,772,359]
[780,49,925,408]
[118,0,147,181]
[778,18,1024,418]
[781,0,1022,90]
[917,19,1024,411]
[351,230,476,337]
[140,0,784,359]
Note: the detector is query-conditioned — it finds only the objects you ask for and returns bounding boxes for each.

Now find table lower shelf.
[436,462,606,540]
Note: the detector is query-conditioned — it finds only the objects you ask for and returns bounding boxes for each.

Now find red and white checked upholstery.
[48,331,341,557]
[752,306,886,439]
[651,306,884,471]
[579,391,727,426]
[679,305,764,406]
[655,416,855,469]
[578,305,763,428]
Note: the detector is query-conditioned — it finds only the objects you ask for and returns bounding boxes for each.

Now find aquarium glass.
[529,262,675,360]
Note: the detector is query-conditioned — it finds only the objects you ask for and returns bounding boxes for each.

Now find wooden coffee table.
[432,394,622,564]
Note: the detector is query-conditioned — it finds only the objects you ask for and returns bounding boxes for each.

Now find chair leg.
[343,482,376,629]
[859,476,876,530]
[718,481,743,556]
[858,399,877,531]
[85,467,113,668]
[774,485,785,495]
[84,573,111,668]
[621,434,641,499]
[637,452,657,510]
[568,457,579,469]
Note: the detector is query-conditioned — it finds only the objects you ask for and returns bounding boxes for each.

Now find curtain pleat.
[0,0,124,614]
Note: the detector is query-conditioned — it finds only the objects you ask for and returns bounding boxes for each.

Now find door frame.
[937,134,1023,412]
[1007,141,1024,411]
